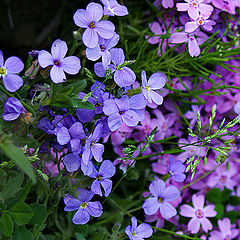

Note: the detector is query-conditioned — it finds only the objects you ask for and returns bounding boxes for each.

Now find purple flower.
[168,157,186,182]
[125,217,153,240]
[86,33,120,69]
[212,0,236,14]
[142,179,180,219]
[170,30,208,57]
[38,39,81,83]
[0,50,24,92]
[180,194,216,234]
[95,48,136,87]
[73,2,115,48]
[103,94,146,131]
[177,0,213,19]
[88,160,116,197]
[64,189,103,225]
[63,153,93,176]
[100,0,129,16]
[2,97,25,121]
[55,122,85,155]
[209,218,239,240]
[141,71,166,105]
[37,117,55,135]
[185,12,216,33]
[82,124,104,165]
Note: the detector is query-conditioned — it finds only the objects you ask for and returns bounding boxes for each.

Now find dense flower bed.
[0,0,240,239]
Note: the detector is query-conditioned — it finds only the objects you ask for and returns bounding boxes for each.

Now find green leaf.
[206,188,221,203]
[0,143,36,183]
[221,188,232,202]
[214,203,224,219]
[224,211,237,224]
[28,203,47,224]
[9,202,34,225]
[13,226,33,240]
[0,212,13,237]
[1,173,24,200]
[229,196,240,206]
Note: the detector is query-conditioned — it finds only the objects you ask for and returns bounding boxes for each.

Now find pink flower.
[212,0,237,14]
[207,162,237,191]
[185,12,216,33]
[177,0,213,19]
[180,194,217,234]
[170,29,208,57]
[209,218,239,240]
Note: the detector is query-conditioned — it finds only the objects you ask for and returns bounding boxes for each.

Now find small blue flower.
[168,157,186,182]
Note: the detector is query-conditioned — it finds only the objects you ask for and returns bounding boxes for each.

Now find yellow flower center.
[89,22,96,29]
[169,170,173,176]
[132,231,137,236]
[158,197,163,203]
[80,202,88,208]
[96,175,102,181]
[0,67,7,77]
[145,85,150,92]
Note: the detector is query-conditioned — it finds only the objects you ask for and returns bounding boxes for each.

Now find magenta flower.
[38,39,81,83]
[170,29,208,57]
[207,162,237,191]
[209,218,239,240]
[125,217,153,240]
[142,179,180,219]
[73,2,115,48]
[180,194,216,234]
[141,71,166,105]
[0,50,24,92]
[185,12,216,33]
[212,0,237,14]
[176,0,213,19]
[100,0,129,16]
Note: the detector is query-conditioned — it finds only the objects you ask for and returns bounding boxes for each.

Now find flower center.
[132,231,137,236]
[96,175,102,181]
[89,22,96,29]
[195,209,204,219]
[158,197,163,203]
[145,85,150,92]
[54,60,61,66]
[119,111,124,115]
[169,170,173,176]
[0,67,7,77]
[20,112,33,124]
[80,202,88,208]
[108,6,114,14]
[95,102,101,107]
[220,175,227,183]
[90,140,94,147]
[100,45,106,52]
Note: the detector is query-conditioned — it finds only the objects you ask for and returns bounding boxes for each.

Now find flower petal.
[142,197,159,215]
[110,48,125,65]
[95,20,115,39]
[38,50,54,68]
[180,204,195,217]
[86,46,102,61]
[4,57,24,74]
[149,179,165,197]
[162,185,180,201]
[91,143,104,162]
[148,72,166,89]
[87,201,103,217]
[63,153,81,172]
[188,218,200,234]
[61,56,81,75]
[201,217,213,232]
[51,39,68,60]
[50,65,66,83]
[192,194,205,209]
[101,178,112,197]
[3,74,23,92]
[72,208,90,225]
[86,2,103,22]
[114,67,136,87]
[0,50,4,67]
[83,28,98,48]
[108,112,122,131]
[91,179,102,196]
[99,160,116,178]
[64,198,81,211]
[159,202,177,219]
[73,9,91,28]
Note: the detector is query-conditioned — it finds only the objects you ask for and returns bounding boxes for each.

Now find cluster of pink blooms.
[147,0,240,57]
